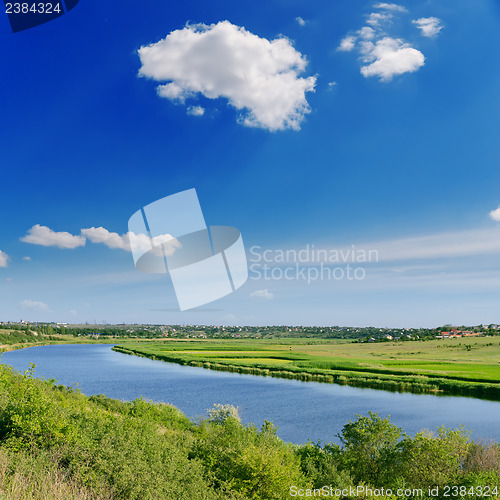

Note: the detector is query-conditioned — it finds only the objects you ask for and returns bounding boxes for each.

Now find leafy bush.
[207,403,241,424]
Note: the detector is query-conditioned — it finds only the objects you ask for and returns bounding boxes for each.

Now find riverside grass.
[112,337,500,400]
[1,361,499,499]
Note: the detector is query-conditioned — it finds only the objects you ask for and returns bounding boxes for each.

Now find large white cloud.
[0,250,9,268]
[361,38,425,81]
[138,21,316,131]
[21,225,86,249]
[413,17,443,38]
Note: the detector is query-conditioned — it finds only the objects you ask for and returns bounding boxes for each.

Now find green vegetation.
[112,336,500,400]
[3,320,499,342]
[0,364,498,499]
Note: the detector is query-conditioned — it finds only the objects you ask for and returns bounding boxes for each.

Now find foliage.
[0,363,499,499]
[207,403,241,424]
[192,418,310,498]
[336,411,402,485]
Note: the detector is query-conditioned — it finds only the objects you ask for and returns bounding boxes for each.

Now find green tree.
[337,412,402,484]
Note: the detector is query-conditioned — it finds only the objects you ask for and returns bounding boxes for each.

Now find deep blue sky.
[1,0,500,327]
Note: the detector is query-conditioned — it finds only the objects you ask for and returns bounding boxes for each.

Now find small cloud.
[338,35,356,52]
[489,206,500,222]
[0,250,9,268]
[366,12,393,27]
[339,6,431,81]
[5,277,12,282]
[327,81,337,89]
[374,3,408,13]
[21,224,86,249]
[358,26,375,40]
[81,227,131,251]
[187,105,205,116]
[249,288,274,300]
[69,309,78,316]
[19,299,49,312]
[22,256,31,261]
[296,16,306,26]
[360,37,425,81]
[413,17,443,38]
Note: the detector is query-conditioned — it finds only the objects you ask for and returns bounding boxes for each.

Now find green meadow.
[113,337,500,400]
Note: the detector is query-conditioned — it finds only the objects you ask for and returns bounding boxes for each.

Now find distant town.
[1,320,498,343]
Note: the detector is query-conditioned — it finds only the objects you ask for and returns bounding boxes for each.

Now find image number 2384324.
[3,0,80,32]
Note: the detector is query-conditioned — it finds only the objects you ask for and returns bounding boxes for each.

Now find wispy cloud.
[138,21,316,131]
[366,227,500,262]
[296,16,306,26]
[250,288,274,299]
[22,256,31,261]
[21,225,86,249]
[373,3,408,13]
[19,299,49,311]
[0,250,9,268]
[413,17,443,38]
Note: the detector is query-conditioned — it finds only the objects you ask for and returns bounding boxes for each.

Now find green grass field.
[113,336,500,400]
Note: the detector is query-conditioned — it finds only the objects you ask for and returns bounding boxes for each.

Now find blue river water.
[2,344,500,445]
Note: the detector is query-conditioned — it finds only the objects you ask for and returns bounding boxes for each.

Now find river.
[2,344,500,444]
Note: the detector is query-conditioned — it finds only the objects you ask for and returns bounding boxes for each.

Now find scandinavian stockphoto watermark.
[248,245,379,284]
[128,189,248,311]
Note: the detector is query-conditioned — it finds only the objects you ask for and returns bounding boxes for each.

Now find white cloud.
[82,227,179,256]
[344,227,500,263]
[19,299,49,311]
[338,35,356,52]
[413,17,443,38]
[360,37,425,81]
[374,3,408,13]
[0,251,9,268]
[21,224,86,249]
[339,6,434,81]
[81,227,131,251]
[366,12,393,27]
[249,288,274,299]
[489,206,500,222]
[358,27,375,40]
[20,224,180,258]
[138,21,316,131]
[296,16,306,26]
[327,81,337,89]
[187,105,205,116]
[22,256,31,261]
[157,82,193,103]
